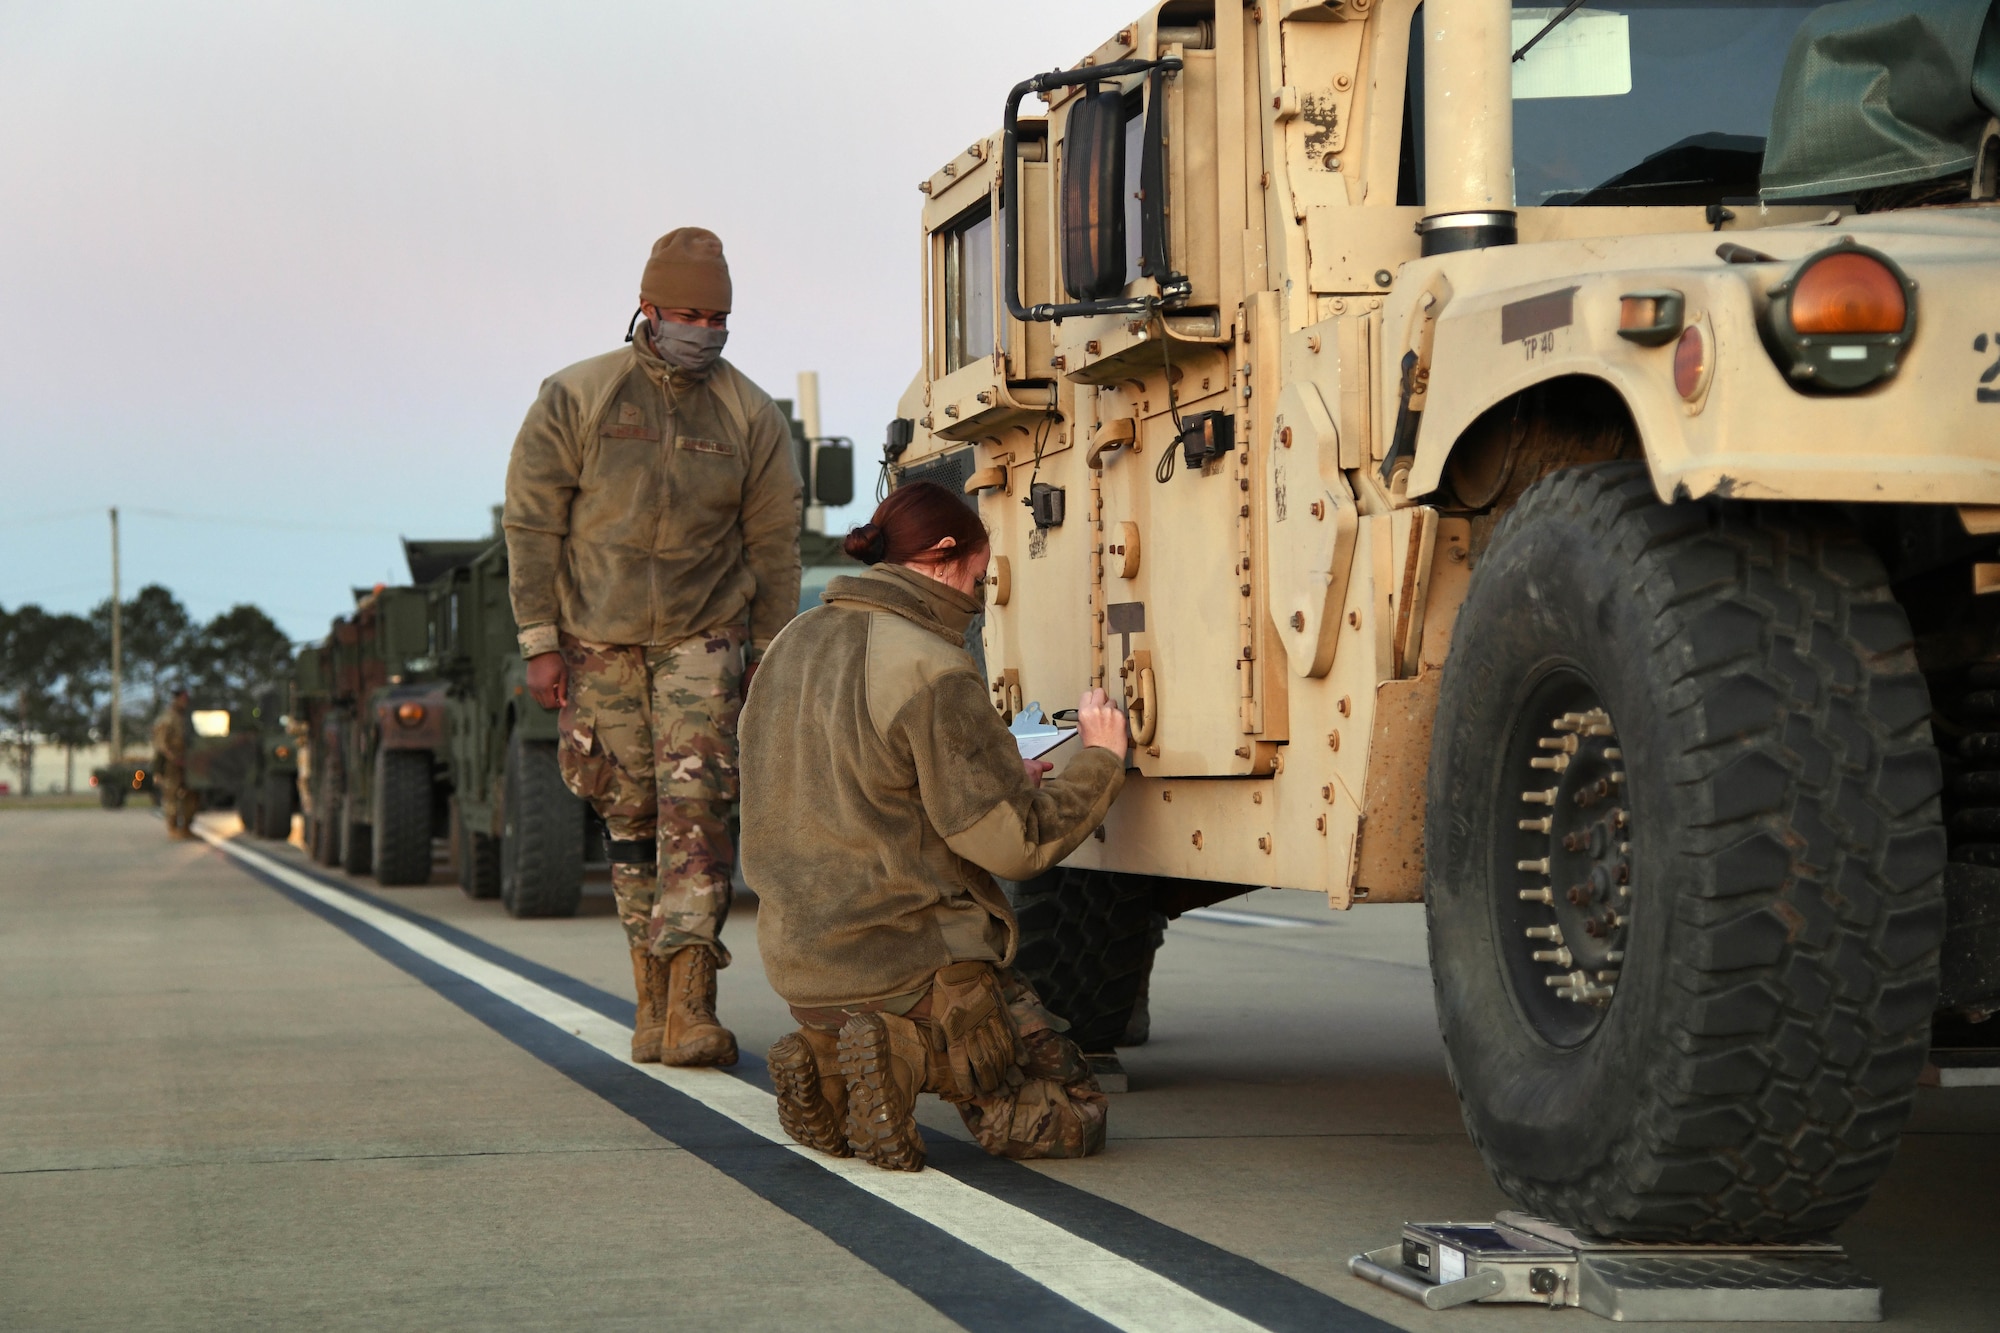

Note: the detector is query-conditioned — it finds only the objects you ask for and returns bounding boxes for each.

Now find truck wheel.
[1004,869,1156,1053]
[501,730,583,918]
[1427,462,1945,1242]
[371,750,434,887]
[312,810,338,866]
[339,796,373,877]
[257,773,294,840]
[453,799,501,900]
[101,784,126,810]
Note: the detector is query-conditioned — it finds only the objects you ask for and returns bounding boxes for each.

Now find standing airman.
[504,228,802,1067]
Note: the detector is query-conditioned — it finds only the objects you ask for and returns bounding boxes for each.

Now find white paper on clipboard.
[1017,728,1077,761]
[1009,701,1077,761]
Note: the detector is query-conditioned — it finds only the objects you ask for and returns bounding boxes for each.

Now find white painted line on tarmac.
[1182,907,1322,929]
[198,826,1269,1333]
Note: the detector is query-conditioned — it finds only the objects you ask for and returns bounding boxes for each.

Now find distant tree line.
[0,585,293,795]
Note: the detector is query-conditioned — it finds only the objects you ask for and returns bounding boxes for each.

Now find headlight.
[1765,242,1917,391]
[274,745,291,759]
[395,702,426,727]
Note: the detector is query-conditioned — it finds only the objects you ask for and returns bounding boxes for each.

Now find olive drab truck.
[426,535,589,917]
[302,580,454,885]
[888,0,2000,1245]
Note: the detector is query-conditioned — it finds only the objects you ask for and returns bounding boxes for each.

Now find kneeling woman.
[740,481,1129,1171]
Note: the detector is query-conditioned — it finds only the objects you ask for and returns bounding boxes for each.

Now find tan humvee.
[888,0,1999,1244]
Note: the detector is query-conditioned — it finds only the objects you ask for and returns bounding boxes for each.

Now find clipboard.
[1008,702,1079,761]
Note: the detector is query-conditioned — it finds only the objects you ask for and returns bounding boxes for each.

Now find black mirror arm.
[1002,57,1182,324]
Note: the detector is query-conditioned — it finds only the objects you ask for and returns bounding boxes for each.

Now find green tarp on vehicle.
[1762,0,2000,199]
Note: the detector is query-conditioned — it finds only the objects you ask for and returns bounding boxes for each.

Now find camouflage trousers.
[793,965,1108,1160]
[159,762,195,834]
[556,630,744,964]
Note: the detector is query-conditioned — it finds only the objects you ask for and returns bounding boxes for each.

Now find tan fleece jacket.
[502,334,802,659]
[741,564,1126,1008]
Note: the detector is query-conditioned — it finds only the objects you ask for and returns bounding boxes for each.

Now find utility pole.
[109,507,122,763]
[797,370,825,535]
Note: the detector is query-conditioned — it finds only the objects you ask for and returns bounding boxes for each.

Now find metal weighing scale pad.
[1348,1212,1881,1321]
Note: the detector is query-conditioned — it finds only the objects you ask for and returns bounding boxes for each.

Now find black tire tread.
[454,800,503,900]
[256,773,294,840]
[1006,869,1155,1053]
[372,750,434,886]
[502,733,583,918]
[1436,461,1944,1242]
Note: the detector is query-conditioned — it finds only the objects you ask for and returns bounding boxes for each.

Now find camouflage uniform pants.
[793,965,1108,1160]
[556,629,744,963]
[159,762,196,834]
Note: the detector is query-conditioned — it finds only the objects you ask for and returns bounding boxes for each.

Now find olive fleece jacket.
[502,335,802,659]
[741,565,1126,1009]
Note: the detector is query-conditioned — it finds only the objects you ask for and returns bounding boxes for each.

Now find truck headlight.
[1764,243,1916,391]
[395,703,426,727]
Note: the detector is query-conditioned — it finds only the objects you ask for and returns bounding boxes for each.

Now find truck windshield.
[1404,1,1841,207]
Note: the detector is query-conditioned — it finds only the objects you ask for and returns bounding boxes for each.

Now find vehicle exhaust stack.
[1419,0,1516,256]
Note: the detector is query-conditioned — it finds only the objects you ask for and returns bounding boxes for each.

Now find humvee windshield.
[1404,1,1839,207]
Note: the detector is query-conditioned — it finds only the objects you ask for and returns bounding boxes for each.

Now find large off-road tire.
[100,784,126,810]
[339,796,373,877]
[1004,869,1156,1053]
[371,749,434,887]
[500,729,583,918]
[257,773,294,840]
[452,798,501,900]
[311,773,343,866]
[1427,463,1946,1243]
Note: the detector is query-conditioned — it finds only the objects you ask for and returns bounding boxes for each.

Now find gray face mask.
[648,319,728,375]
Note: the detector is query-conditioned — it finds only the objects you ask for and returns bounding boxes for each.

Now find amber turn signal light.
[1790,251,1906,335]
[1764,241,1916,391]
[395,702,426,727]
[1617,289,1685,346]
[1674,324,1709,401]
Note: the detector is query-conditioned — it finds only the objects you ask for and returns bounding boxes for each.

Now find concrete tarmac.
[2,807,1995,1332]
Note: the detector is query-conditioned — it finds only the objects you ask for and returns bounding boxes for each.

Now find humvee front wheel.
[1426,463,1945,1242]
[1005,869,1156,1053]
[372,750,434,886]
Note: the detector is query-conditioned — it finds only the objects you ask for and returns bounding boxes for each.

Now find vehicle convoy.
[887,0,2000,1243]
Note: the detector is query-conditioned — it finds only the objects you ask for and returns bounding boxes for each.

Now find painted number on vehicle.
[1974,333,2000,403]
[1523,331,1557,361]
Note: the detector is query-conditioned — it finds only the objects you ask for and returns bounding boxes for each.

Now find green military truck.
[425,536,587,916]
[90,758,154,809]
[176,704,261,817]
[232,690,303,841]
[300,581,454,886]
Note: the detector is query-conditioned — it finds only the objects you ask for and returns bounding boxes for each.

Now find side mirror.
[1061,85,1128,302]
[813,441,854,507]
[1001,55,1182,324]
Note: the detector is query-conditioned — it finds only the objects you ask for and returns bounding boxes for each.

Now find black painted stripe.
[234,844,1400,1333]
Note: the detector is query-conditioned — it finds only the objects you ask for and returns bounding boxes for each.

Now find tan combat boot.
[656,946,738,1067]
[837,1012,928,1171]
[769,1027,851,1157]
[630,946,665,1063]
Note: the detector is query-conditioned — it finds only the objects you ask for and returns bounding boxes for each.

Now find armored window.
[942,200,995,373]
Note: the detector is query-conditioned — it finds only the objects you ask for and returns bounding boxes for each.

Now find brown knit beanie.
[640,227,732,313]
